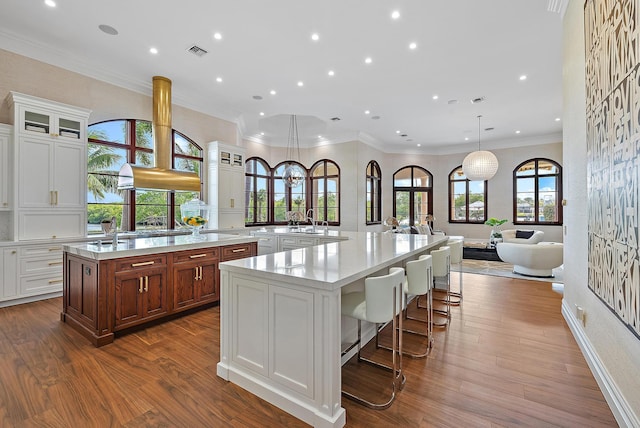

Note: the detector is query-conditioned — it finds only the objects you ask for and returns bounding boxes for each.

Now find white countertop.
[63,233,258,260]
[219,232,448,291]
[250,227,350,240]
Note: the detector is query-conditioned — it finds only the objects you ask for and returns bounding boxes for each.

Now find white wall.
[563,1,640,425]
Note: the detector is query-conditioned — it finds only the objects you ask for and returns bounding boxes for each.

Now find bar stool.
[402,255,433,357]
[341,267,405,409]
[430,246,451,326]
[447,239,464,304]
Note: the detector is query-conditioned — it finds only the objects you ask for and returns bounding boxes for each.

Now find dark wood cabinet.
[173,248,219,311]
[62,241,256,347]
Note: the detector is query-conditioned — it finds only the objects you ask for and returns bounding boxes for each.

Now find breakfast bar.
[216,232,447,428]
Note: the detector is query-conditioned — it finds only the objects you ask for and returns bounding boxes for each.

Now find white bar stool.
[402,255,433,357]
[341,267,405,409]
[430,246,451,326]
[447,239,464,304]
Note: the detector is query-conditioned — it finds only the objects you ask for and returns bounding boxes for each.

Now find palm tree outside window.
[245,157,271,224]
[449,166,487,223]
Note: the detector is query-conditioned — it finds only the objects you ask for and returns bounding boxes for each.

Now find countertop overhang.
[63,233,258,260]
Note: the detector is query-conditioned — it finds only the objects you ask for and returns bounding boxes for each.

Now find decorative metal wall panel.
[585,0,640,338]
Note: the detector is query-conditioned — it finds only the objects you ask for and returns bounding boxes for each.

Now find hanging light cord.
[286,114,301,162]
[477,115,482,151]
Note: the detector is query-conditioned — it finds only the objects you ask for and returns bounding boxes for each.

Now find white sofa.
[501,229,544,244]
[496,242,563,277]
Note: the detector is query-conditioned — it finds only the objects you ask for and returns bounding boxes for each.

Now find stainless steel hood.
[117,76,201,192]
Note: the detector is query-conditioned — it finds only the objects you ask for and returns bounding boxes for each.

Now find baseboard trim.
[561,299,640,428]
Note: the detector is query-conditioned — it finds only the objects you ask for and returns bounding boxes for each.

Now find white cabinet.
[18,244,64,297]
[7,92,91,240]
[279,235,319,251]
[208,141,245,230]
[0,125,11,210]
[0,247,19,302]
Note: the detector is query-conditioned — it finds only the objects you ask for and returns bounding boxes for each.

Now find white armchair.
[501,229,544,244]
[496,242,563,277]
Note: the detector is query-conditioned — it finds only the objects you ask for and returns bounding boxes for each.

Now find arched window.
[310,159,340,225]
[273,161,307,223]
[87,119,203,233]
[366,160,382,224]
[449,166,487,223]
[393,166,433,226]
[513,158,563,225]
[245,157,271,225]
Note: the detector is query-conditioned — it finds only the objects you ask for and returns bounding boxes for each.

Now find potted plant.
[484,217,508,247]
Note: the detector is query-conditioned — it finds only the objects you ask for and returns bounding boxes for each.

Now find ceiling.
[0,0,565,154]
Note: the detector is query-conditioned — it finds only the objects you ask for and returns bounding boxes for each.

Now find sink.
[88,240,126,245]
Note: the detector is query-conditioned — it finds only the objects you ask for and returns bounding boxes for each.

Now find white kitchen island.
[217,231,448,428]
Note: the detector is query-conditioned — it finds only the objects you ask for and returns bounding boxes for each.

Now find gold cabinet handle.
[194,266,199,280]
[199,266,203,280]
[54,190,58,206]
[49,190,54,205]
[144,276,149,292]
[49,247,62,251]
[139,277,144,293]
[230,198,235,208]
[131,261,155,267]
[232,248,246,253]
[48,278,63,284]
[11,250,16,254]
[189,254,207,259]
[48,261,63,266]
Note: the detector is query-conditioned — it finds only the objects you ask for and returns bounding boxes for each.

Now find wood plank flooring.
[0,272,617,427]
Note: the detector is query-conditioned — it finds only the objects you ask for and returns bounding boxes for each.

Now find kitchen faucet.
[306,209,316,231]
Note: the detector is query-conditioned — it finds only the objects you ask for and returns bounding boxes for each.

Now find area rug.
[458,259,564,284]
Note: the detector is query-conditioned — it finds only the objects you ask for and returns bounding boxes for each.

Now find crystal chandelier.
[282,115,306,188]
[462,115,499,181]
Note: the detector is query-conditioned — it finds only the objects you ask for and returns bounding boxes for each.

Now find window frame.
[448,165,487,224]
[87,119,203,233]
[366,160,382,225]
[392,165,433,227]
[513,157,563,226]
[309,159,340,226]
[244,156,272,225]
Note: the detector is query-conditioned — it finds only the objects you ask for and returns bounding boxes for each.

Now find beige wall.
[563,1,640,423]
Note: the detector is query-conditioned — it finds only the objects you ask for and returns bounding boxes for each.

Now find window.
[449,166,487,223]
[513,158,562,225]
[366,160,382,224]
[310,160,340,225]
[273,161,307,223]
[393,166,433,226]
[87,119,202,234]
[245,157,271,224]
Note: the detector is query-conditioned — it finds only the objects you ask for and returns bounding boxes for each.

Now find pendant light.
[462,115,499,181]
[282,115,306,188]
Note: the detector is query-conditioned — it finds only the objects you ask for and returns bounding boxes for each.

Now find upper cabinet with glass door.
[8,92,90,142]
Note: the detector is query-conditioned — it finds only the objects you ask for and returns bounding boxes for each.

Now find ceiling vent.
[187,45,208,57]
[471,96,486,104]
[330,117,341,121]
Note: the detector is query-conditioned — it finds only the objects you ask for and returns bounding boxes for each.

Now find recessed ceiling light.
[149,47,158,54]
[311,33,319,41]
[432,95,439,100]
[328,70,335,76]
[270,90,276,95]
[98,24,118,36]
[465,137,469,141]
[555,117,561,121]
[213,32,222,40]
[417,143,421,147]
[364,57,372,64]
[409,42,417,50]
[515,130,521,134]
[396,130,401,134]
[297,81,304,87]
[259,112,265,116]
[216,77,222,83]
[318,135,322,138]
[260,132,264,135]
[391,10,400,19]
[519,75,527,80]
[364,110,370,115]
[44,0,56,7]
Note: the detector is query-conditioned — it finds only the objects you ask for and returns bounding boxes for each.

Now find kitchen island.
[62,233,257,346]
[217,232,448,428]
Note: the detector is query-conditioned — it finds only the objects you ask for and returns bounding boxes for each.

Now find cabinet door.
[114,272,144,327]
[1,248,19,301]
[219,166,244,210]
[173,262,199,309]
[19,137,52,208]
[143,270,167,318]
[53,141,85,208]
[0,127,10,210]
[198,262,218,302]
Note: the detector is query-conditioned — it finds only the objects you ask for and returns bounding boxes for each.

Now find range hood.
[117,76,201,192]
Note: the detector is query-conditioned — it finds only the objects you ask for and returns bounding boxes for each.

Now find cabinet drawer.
[20,273,63,296]
[115,255,167,272]
[221,243,255,261]
[173,247,219,263]
[20,256,63,276]
[20,245,63,257]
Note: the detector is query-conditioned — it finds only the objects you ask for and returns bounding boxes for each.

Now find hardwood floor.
[0,272,617,427]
